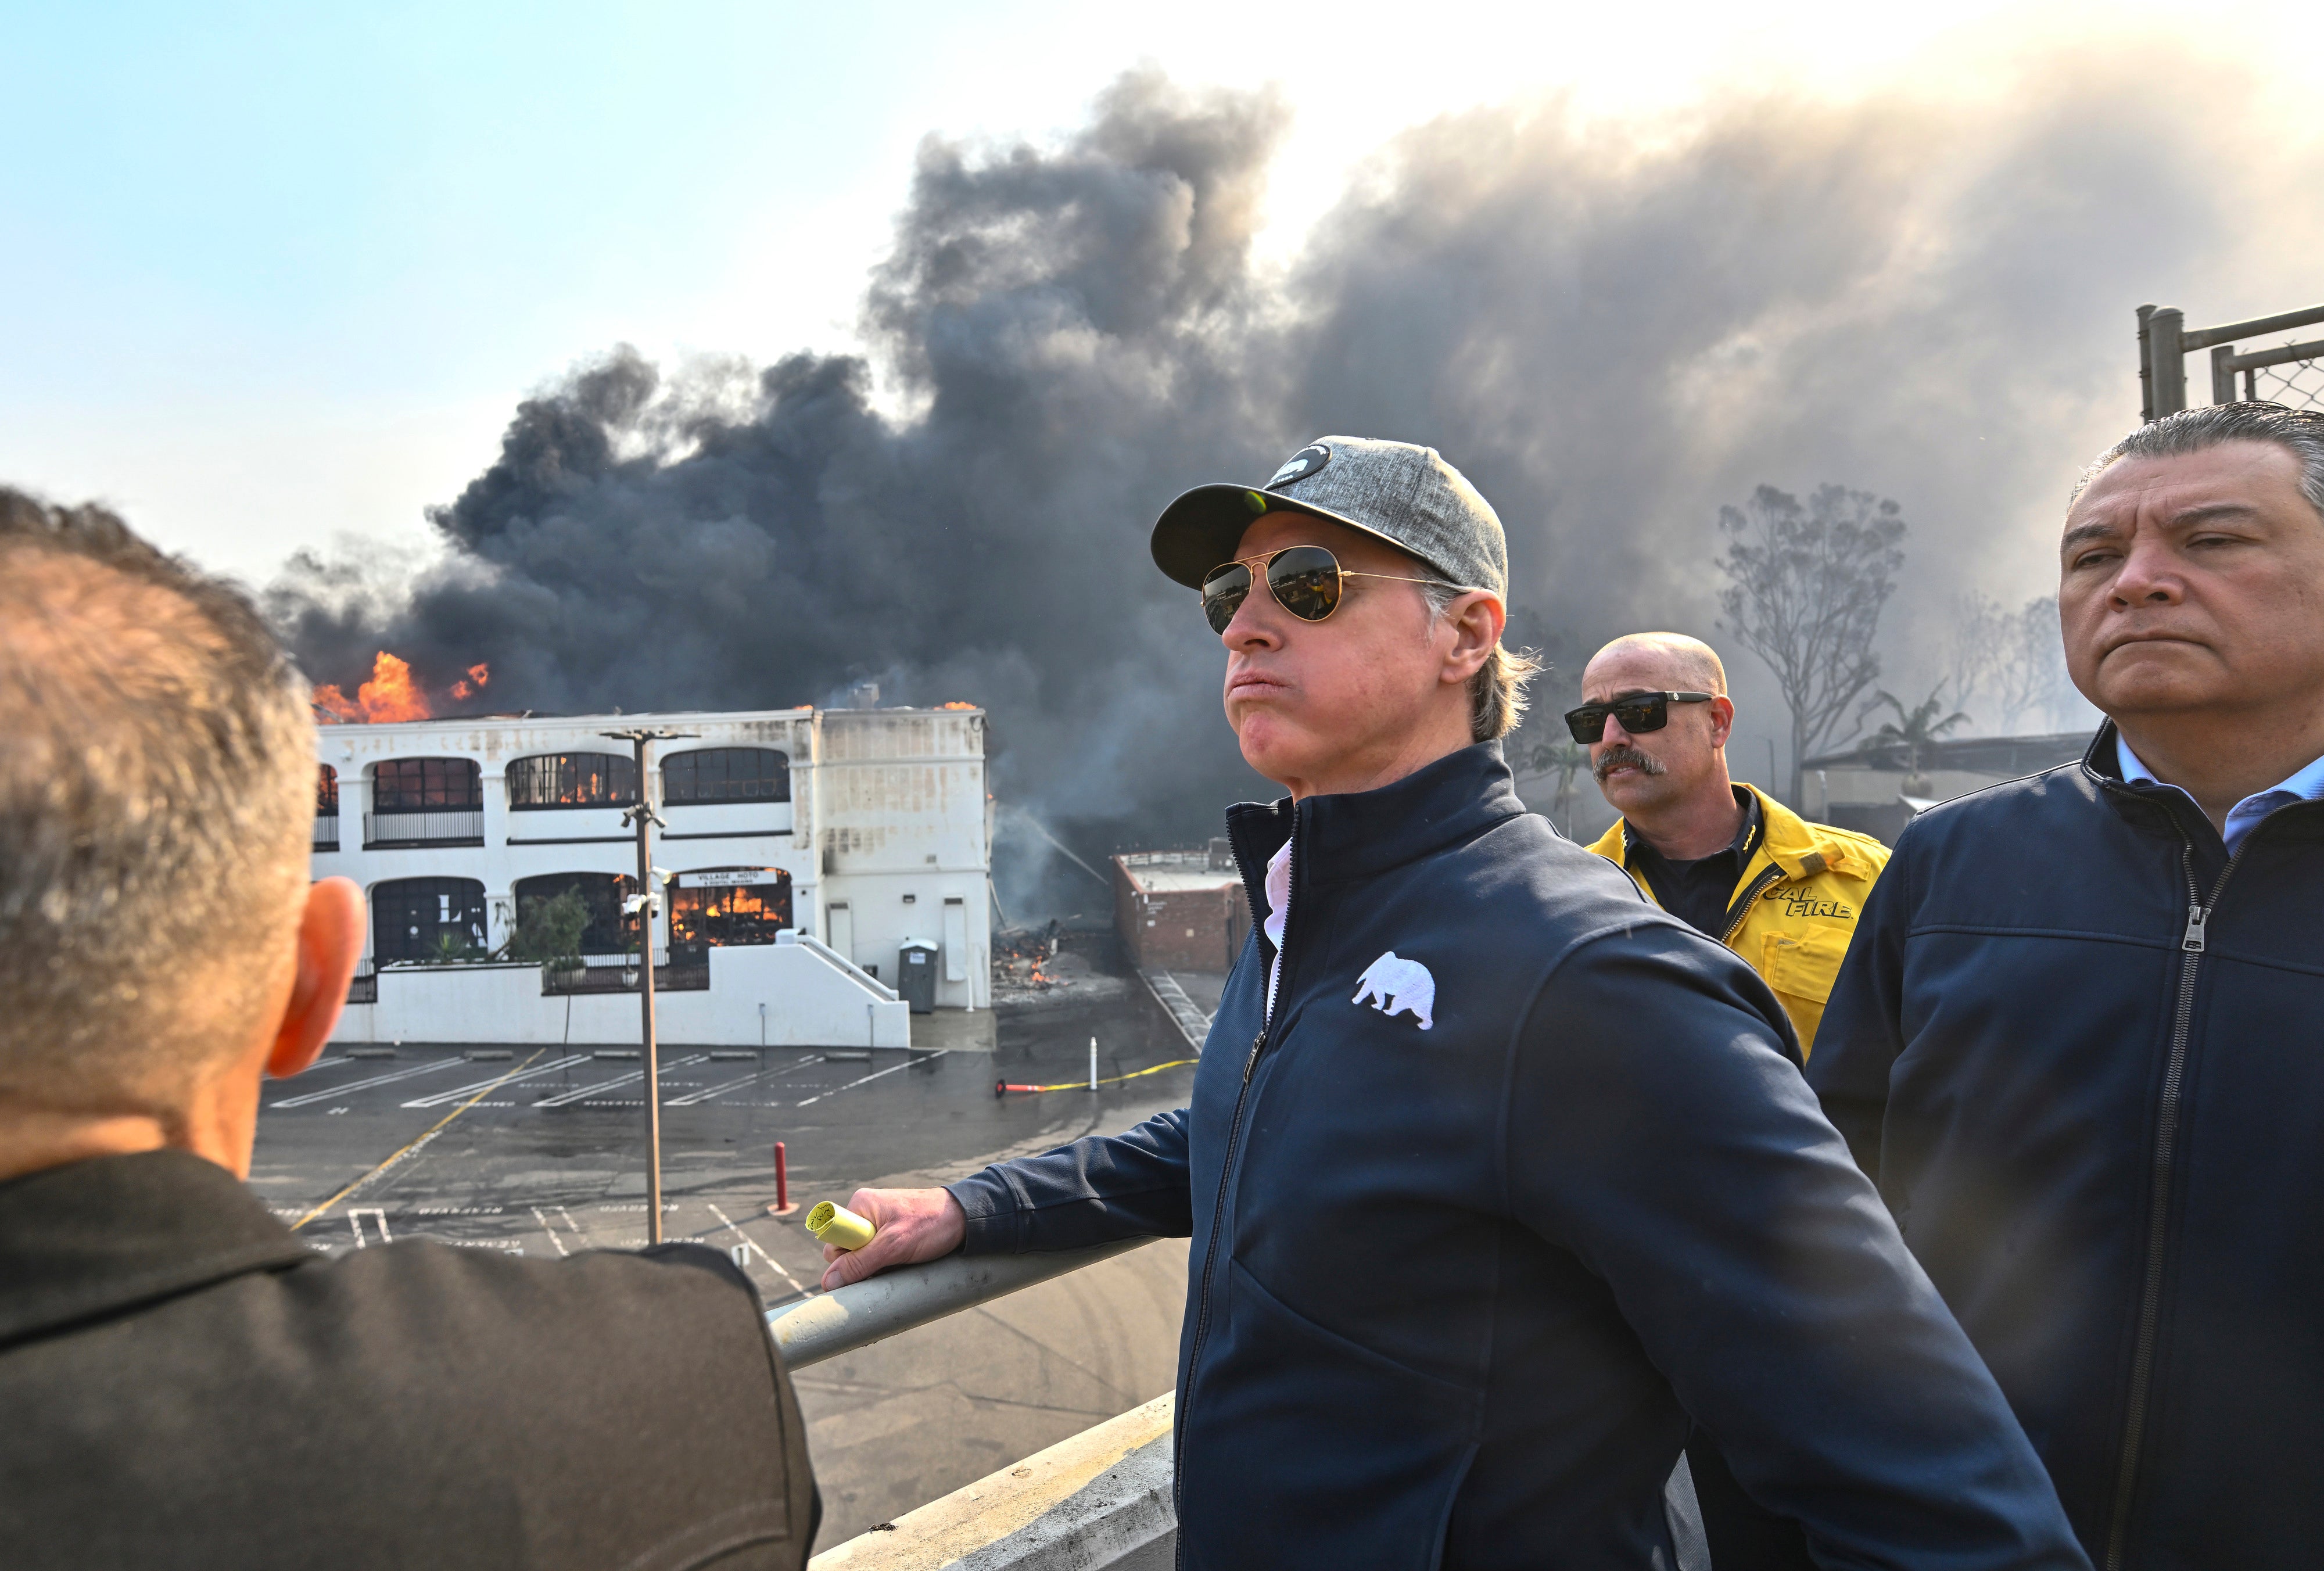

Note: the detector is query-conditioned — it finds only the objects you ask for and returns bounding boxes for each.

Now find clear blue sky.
[0,1,2304,580]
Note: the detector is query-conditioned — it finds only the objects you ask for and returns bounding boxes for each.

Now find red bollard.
[766,1140,799,1217]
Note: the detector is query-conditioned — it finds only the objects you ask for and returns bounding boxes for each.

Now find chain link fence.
[2240,348,2324,411]
[2137,302,2324,419]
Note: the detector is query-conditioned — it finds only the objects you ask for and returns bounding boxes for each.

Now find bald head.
[1581,633,1727,700]
[1578,632,1742,852]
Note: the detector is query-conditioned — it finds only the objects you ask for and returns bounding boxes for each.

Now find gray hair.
[0,489,317,1121]
[2072,401,2324,521]
[1418,580,1542,743]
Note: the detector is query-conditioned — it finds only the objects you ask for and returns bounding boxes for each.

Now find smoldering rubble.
[267,58,2323,917]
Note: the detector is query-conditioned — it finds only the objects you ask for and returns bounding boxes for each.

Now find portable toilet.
[897,939,939,1014]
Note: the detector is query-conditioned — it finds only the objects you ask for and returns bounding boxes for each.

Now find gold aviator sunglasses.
[1200,545,1446,634]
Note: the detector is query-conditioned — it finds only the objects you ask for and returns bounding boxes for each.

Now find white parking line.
[793,1051,944,1107]
[665,1071,763,1107]
[530,1206,571,1257]
[532,1054,708,1109]
[271,1057,463,1108]
[707,1203,811,1297]
[400,1054,593,1107]
[348,1207,392,1247]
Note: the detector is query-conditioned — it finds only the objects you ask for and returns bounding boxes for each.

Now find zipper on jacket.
[1175,827,1294,1554]
[1719,864,1787,948]
[2101,827,2252,1571]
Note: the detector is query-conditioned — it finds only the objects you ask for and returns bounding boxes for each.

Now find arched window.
[663,748,789,804]
[507,752,639,809]
[314,765,340,852]
[373,757,482,810]
[372,877,489,964]
[511,872,638,957]
[669,868,794,948]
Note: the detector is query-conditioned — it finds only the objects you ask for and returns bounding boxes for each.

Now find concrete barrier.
[810,1393,1175,1570]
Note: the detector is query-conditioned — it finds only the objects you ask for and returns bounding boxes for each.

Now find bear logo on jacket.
[1353,952,1435,1030]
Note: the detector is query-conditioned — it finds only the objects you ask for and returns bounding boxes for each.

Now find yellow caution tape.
[805,1200,877,1251]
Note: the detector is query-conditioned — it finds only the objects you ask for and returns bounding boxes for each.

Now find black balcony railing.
[313,814,340,852]
[363,809,485,849]
[540,948,711,996]
[346,959,378,1005]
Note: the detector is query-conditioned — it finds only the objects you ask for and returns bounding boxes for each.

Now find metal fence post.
[2147,307,2186,418]
[2137,304,2156,422]
[2211,344,2239,406]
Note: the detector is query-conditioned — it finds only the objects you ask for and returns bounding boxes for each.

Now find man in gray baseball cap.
[816,439,2086,1571]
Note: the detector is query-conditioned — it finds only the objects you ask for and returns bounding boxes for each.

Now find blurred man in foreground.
[0,490,817,1570]
[1812,403,2324,1568]
[1578,632,1888,1570]
[812,437,2086,1570]
[1579,632,1888,1060]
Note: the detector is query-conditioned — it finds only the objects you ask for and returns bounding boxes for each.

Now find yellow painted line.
[290,1049,544,1231]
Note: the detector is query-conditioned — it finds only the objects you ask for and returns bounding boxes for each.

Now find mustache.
[1594,745,1667,784]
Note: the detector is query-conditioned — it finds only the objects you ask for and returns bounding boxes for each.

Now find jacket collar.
[1586,783,1868,882]
[0,1150,311,1350]
[1224,742,1525,921]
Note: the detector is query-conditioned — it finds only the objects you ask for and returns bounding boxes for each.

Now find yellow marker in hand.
[805,1201,877,1251]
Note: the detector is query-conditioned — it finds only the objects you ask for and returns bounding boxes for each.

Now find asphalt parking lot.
[252,969,1214,1545]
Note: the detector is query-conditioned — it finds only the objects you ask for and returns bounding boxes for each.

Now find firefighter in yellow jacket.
[1573,633,1889,1060]
[1572,632,1892,1571]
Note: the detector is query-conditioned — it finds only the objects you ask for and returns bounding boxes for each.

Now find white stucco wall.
[332,936,912,1048]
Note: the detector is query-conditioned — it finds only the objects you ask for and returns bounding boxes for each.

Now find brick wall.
[1114,860,1250,973]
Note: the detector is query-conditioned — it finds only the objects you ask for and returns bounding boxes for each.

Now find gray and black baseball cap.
[1150,436,1508,598]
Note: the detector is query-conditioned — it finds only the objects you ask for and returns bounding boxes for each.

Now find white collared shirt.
[2117,733,2324,855]
[1263,837,1292,1024]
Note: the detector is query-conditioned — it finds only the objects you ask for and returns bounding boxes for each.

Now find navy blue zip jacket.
[1810,724,2324,1571]
[949,744,2085,1571]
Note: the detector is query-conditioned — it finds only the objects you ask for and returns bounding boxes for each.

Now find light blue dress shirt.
[2118,733,2324,855]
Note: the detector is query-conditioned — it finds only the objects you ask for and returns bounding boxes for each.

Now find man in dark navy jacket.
[1811,403,2324,1571]
[827,437,2086,1570]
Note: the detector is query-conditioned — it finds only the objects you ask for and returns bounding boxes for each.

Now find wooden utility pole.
[604,726,695,1244]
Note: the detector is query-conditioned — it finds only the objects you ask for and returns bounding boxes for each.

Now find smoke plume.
[268,57,2324,916]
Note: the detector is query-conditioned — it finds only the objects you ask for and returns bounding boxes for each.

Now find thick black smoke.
[270,58,2322,916]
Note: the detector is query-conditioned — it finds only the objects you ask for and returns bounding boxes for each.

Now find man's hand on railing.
[818,1188,967,1289]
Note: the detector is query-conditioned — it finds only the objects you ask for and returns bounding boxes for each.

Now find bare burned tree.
[1717,483,1907,804]
[1943,593,2009,723]
[1943,591,2070,735]
[1990,593,2069,733]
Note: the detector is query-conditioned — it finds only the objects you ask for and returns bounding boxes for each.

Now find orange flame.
[313,651,484,724]
[941,700,977,711]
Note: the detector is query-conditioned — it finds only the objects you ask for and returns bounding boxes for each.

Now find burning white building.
[313,704,991,1048]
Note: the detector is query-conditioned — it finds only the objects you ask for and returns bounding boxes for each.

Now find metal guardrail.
[363,809,485,848]
[768,1237,1152,1369]
[313,813,340,852]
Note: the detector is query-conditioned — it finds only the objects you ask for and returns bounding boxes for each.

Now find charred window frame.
[371,877,489,964]
[512,871,640,956]
[316,765,339,816]
[668,869,794,948]
[663,747,790,805]
[373,757,483,811]
[507,752,641,810]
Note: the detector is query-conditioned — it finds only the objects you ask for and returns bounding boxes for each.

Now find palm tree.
[1867,685,1971,792]
[1514,731,1595,837]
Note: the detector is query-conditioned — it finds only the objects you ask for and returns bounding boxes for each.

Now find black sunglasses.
[1200,546,1443,635]
[1563,691,1715,744]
